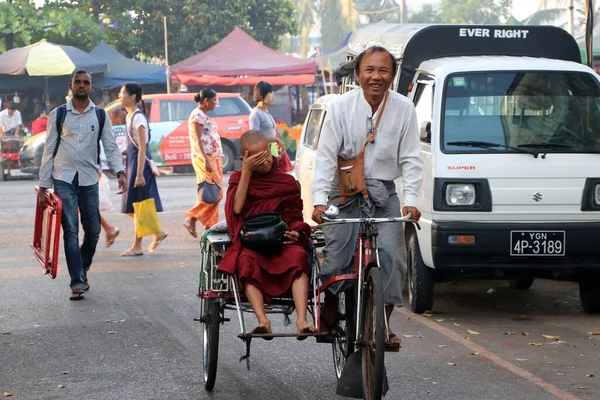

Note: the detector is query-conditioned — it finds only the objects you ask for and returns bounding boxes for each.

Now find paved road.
[1,176,599,399]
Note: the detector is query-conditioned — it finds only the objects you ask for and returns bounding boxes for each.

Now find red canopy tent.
[172,28,317,86]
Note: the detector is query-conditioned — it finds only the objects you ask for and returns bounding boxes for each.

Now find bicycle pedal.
[315,334,335,344]
[385,343,401,352]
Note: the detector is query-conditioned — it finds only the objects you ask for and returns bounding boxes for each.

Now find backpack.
[51,104,106,164]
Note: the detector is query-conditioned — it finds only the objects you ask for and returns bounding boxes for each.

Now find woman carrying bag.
[183,89,224,238]
[119,82,167,256]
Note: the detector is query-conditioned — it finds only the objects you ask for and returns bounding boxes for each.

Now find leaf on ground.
[577,386,589,390]
[434,319,445,322]
[589,332,600,336]
[529,343,544,346]
[522,331,530,336]
[60,371,70,375]
[57,385,65,388]
[467,330,480,335]
[446,362,456,366]
[3,393,15,397]
[454,323,461,327]
[470,351,480,355]
[587,374,595,378]
[423,378,431,381]
[437,345,447,348]
[403,335,415,338]
[503,331,517,335]
[464,336,471,340]
[107,331,116,334]
[423,311,434,317]
[25,342,35,346]
[542,334,560,340]
[516,358,528,361]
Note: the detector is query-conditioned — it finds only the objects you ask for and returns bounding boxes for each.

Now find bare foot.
[105,228,120,248]
[296,320,317,340]
[148,232,168,252]
[251,320,273,340]
[387,330,401,344]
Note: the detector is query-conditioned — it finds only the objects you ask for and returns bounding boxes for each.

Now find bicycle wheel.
[203,298,220,391]
[361,267,385,400]
[333,286,356,380]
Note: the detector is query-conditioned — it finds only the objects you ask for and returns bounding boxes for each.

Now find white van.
[294,24,600,314]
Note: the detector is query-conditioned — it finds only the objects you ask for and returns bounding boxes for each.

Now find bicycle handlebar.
[317,211,420,229]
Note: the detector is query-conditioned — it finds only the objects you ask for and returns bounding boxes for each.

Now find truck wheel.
[508,275,534,290]
[407,233,434,313]
[222,144,235,173]
[580,272,600,314]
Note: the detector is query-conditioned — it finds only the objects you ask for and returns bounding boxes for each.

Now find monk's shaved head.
[239,129,268,155]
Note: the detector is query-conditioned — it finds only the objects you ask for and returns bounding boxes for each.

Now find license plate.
[510,231,565,256]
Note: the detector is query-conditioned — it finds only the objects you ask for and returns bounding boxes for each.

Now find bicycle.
[317,205,418,399]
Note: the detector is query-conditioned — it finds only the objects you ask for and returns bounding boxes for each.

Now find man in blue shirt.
[38,70,127,300]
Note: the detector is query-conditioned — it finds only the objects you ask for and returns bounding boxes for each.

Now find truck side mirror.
[420,121,431,143]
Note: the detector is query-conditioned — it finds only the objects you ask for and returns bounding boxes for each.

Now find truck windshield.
[442,71,600,154]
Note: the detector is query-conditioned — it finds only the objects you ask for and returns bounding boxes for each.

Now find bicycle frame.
[316,214,418,347]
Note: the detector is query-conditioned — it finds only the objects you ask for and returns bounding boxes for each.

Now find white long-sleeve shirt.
[39,100,124,189]
[312,88,423,207]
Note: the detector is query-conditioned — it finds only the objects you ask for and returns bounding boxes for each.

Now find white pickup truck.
[294,24,600,314]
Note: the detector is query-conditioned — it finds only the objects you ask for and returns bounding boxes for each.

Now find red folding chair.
[31,189,62,279]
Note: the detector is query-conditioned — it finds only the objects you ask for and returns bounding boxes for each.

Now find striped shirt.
[38,100,124,189]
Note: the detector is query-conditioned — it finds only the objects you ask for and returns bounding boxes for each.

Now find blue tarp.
[311,32,352,70]
[90,41,166,87]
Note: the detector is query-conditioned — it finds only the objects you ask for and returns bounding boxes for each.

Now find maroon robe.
[217,162,311,302]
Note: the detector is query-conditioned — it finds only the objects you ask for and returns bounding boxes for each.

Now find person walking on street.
[311,47,424,344]
[119,83,167,256]
[249,81,286,154]
[37,70,127,301]
[183,89,224,238]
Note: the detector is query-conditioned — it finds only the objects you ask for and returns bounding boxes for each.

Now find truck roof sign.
[396,25,581,95]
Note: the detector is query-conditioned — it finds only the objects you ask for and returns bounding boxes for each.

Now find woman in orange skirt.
[183,89,224,237]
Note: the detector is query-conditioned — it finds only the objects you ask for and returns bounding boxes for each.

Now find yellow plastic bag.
[133,198,162,238]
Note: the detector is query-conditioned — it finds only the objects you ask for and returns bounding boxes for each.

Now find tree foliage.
[409,0,510,25]
[0,0,298,63]
[131,0,298,63]
[319,0,358,52]
[0,0,104,51]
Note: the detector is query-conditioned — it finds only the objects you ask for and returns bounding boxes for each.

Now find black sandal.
[69,289,85,301]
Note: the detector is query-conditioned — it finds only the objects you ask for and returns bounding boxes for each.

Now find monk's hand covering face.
[283,230,301,245]
[242,150,271,173]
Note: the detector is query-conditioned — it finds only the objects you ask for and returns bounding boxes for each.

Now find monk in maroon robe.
[218,130,316,338]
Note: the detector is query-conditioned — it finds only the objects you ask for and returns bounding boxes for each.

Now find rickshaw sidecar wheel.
[203,299,220,390]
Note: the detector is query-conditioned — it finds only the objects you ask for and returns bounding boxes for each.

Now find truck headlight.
[446,184,476,206]
[595,183,600,205]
